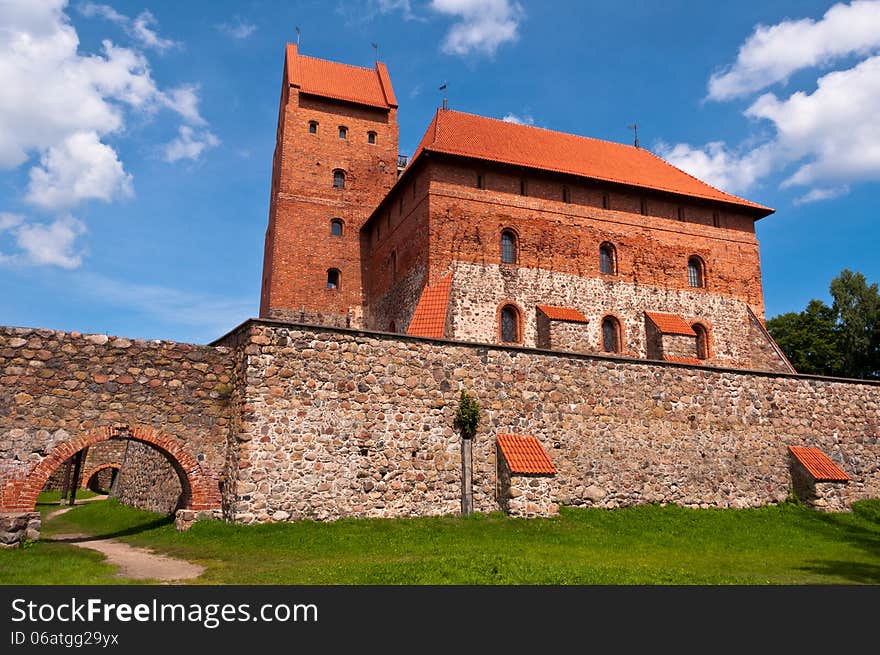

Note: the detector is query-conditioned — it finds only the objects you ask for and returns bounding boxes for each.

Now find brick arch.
[80,463,122,490]
[7,425,219,513]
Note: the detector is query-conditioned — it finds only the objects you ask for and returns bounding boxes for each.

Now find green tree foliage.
[767,269,880,380]
[453,389,481,439]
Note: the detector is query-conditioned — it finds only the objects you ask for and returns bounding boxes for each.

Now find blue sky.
[1,0,878,343]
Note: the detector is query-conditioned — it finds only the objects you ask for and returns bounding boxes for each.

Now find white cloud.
[0,0,214,266]
[78,3,178,51]
[216,18,257,40]
[708,1,880,101]
[501,112,534,125]
[659,4,880,203]
[75,272,254,336]
[26,130,133,209]
[163,126,220,163]
[793,186,850,205]
[0,214,86,269]
[430,0,524,56]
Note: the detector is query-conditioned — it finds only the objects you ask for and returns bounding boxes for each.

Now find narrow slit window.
[476,174,484,189]
[602,194,609,210]
[640,198,648,215]
[712,212,721,228]
[519,180,527,196]
[678,207,685,221]
[562,187,570,203]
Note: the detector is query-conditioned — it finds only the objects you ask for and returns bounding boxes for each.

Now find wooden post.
[68,448,87,506]
[461,437,473,516]
[58,458,73,505]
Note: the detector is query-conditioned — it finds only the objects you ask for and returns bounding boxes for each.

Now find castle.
[1,46,878,545]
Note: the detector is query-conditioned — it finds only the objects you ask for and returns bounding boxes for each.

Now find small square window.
[309,121,318,134]
[367,131,377,144]
[338,126,348,139]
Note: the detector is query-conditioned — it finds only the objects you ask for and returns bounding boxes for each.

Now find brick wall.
[217,322,880,523]
[261,75,399,324]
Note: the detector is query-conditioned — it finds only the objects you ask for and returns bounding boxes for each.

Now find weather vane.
[628,123,639,149]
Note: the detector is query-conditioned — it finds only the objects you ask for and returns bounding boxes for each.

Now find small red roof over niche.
[645,312,697,336]
[789,446,850,482]
[406,274,452,338]
[497,434,556,475]
[537,305,589,323]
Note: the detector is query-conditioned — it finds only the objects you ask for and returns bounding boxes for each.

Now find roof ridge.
[297,52,383,74]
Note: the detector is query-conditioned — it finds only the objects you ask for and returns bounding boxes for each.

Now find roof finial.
[295,25,301,47]
[371,42,379,62]
[628,123,639,149]
[439,81,447,110]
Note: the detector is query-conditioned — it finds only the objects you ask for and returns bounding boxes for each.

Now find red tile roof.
[497,434,556,475]
[406,274,452,338]
[645,312,697,336]
[663,355,703,365]
[537,305,589,323]
[411,109,772,216]
[286,44,397,109]
[789,446,850,482]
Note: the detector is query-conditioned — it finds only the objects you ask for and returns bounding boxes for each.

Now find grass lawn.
[2,495,879,585]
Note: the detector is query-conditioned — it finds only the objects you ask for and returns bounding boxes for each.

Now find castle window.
[390,250,397,282]
[640,198,648,215]
[500,305,520,344]
[501,229,517,265]
[367,131,377,144]
[599,242,617,275]
[562,187,570,203]
[330,218,344,237]
[678,207,686,221]
[476,173,484,189]
[693,323,710,360]
[601,316,621,353]
[338,126,348,139]
[519,180,527,196]
[327,268,340,290]
[688,256,705,288]
[333,169,345,189]
[309,121,318,134]
[602,194,609,210]
[712,212,721,228]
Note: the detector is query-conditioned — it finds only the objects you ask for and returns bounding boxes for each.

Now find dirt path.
[45,497,204,582]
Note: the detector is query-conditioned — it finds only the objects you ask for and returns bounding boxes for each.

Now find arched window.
[309,121,318,134]
[693,323,709,360]
[338,125,348,139]
[367,131,377,144]
[333,169,345,189]
[599,242,617,275]
[501,229,517,264]
[330,218,343,237]
[601,316,621,353]
[500,305,520,343]
[327,268,340,290]
[688,256,705,288]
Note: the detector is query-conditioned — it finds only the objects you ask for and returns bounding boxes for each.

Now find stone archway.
[80,463,122,491]
[6,424,220,515]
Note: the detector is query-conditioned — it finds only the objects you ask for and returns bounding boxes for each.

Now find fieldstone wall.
[536,314,592,353]
[42,440,126,491]
[113,441,183,514]
[747,310,795,373]
[217,321,880,524]
[496,453,558,518]
[0,326,233,515]
[663,334,698,360]
[448,262,755,367]
[790,460,850,512]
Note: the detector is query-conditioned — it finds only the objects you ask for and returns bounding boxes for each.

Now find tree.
[830,269,880,380]
[453,389,481,516]
[767,269,880,380]
[766,300,842,376]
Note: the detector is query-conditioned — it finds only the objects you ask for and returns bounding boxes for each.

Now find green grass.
[3,495,880,585]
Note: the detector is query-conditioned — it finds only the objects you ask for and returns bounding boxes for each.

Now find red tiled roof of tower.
[663,355,702,366]
[645,312,697,336]
[286,44,397,109]
[406,274,452,338]
[497,434,556,475]
[410,109,772,216]
[788,446,850,482]
[536,305,589,323]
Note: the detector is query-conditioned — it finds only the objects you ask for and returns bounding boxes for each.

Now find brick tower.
[259,44,399,325]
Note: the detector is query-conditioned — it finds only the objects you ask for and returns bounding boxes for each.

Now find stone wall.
[113,441,183,514]
[447,262,756,367]
[42,440,126,491]
[748,310,795,373]
[663,334,698,360]
[536,314,592,353]
[0,326,232,514]
[217,321,880,524]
